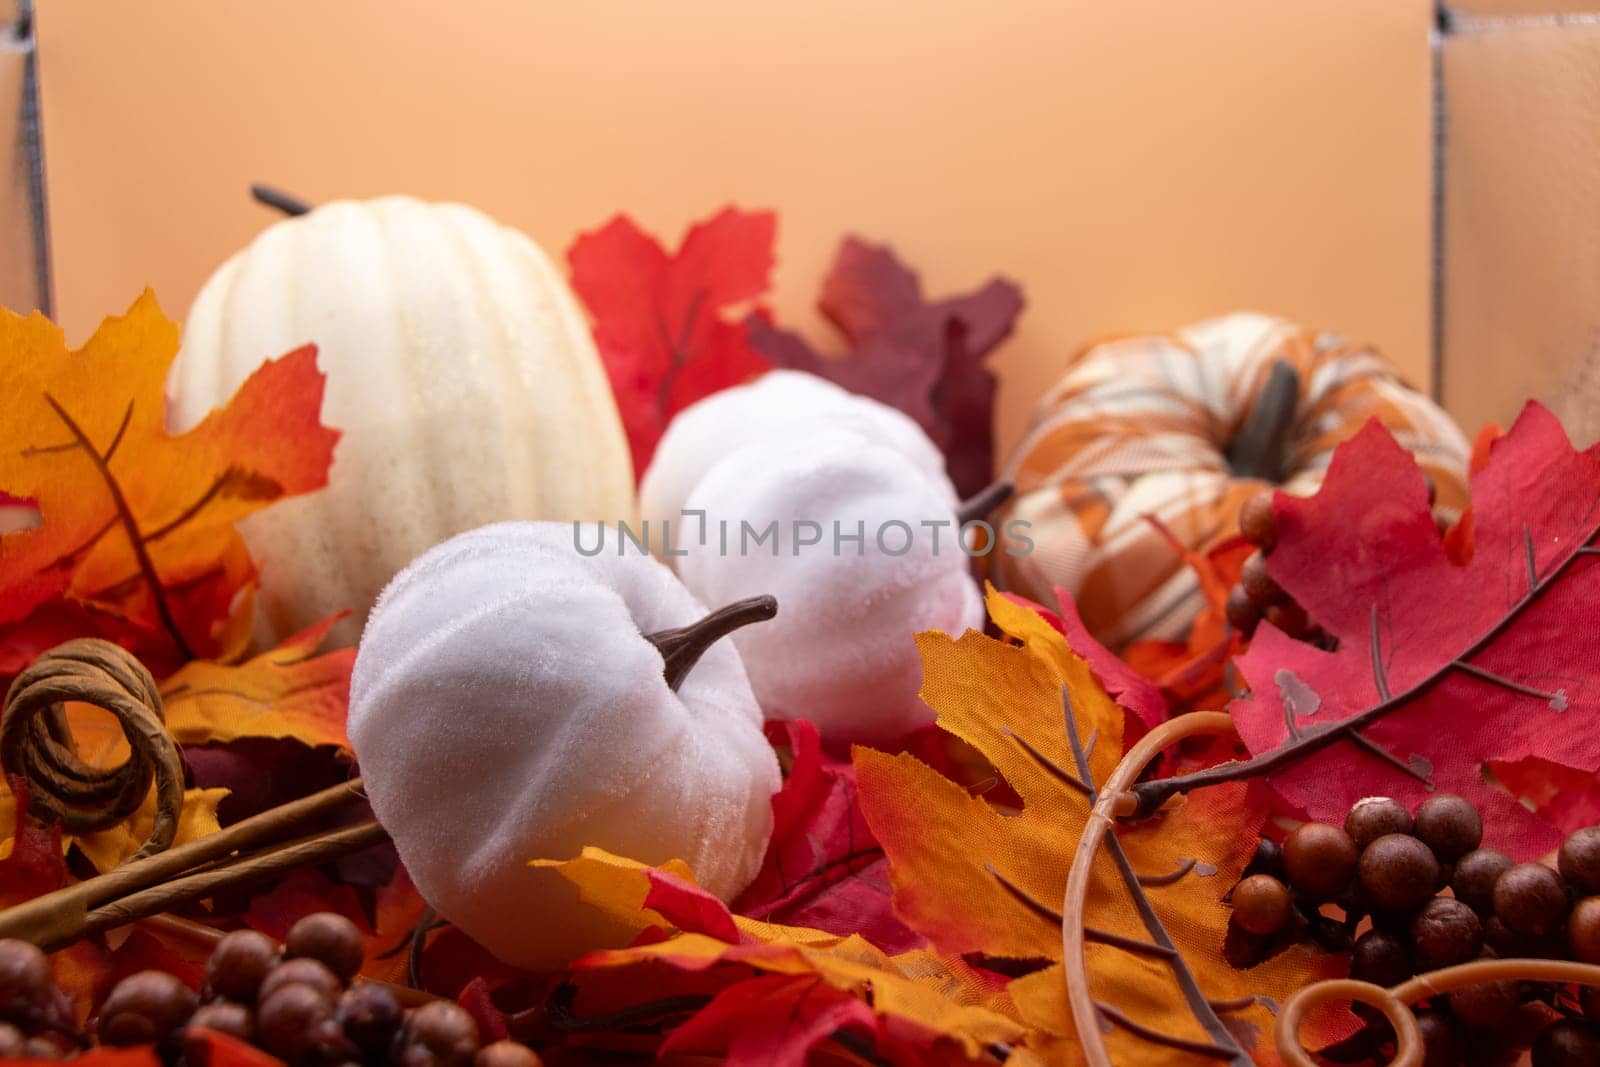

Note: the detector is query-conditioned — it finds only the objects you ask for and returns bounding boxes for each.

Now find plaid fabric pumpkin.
[991,312,1470,649]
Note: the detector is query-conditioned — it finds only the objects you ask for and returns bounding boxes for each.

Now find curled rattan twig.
[1275,958,1600,1067]
[1060,708,1243,1067]
[1,638,183,861]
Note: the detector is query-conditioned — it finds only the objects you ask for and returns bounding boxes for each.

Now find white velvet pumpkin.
[670,426,984,743]
[348,521,779,969]
[167,196,635,647]
[639,370,951,555]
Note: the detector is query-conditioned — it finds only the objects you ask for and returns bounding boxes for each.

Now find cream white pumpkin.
[349,520,780,969]
[167,196,635,646]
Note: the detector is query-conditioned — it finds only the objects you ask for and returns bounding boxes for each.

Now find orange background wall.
[34,0,1435,459]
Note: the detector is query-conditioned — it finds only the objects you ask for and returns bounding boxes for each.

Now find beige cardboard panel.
[1449,2,1600,16]
[36,0,1433,459]
[1441,21,1600,442]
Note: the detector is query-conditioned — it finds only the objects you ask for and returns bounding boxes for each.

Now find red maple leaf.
[567,208,776,477]
[746,237,1023,497]
[731,721,921,954]
[1132,404,1600,860]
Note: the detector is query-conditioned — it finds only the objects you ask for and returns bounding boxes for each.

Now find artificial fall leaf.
[0,293,338,675]
[1122,531,1253,714]
[746,237,1023,497]
[854,589,1335,1065]
[539,847,1023,1065]
[732,719,922,954]
[567,208,776,477]
[158,614,354,751]
[1209,404,1600,860]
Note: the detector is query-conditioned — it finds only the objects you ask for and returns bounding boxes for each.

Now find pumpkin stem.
[647,595,778,691]
[957,479,1015,525]
[1226,360,1300,483]
[250,183,313,217]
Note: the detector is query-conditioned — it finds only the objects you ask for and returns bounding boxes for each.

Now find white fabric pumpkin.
[672,428,984,743]
[348,521,779,969]
[639,370,950,555]
[167,196,635,647]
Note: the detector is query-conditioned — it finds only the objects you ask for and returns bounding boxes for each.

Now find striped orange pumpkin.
[991,313,1470,649]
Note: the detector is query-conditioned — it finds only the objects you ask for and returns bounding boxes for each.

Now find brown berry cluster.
[1228,795,1600,1066]
[0,939,83,1058]
[4,911,542,1066]
[1225,490,1328,645]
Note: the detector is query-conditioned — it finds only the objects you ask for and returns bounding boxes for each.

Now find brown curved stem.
[957,480,1015,525]
[1226,360,1300,482]
[1276,958,1600,1067]
[250,183,312,217]
[1060,706,1243,1067]
[646,595,777,691]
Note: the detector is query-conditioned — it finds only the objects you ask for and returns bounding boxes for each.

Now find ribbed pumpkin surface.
[168,197,634,645]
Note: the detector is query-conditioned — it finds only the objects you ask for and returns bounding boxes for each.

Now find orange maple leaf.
[855,589,1339,1065]
[0,292,338,674]
[158,614,354,751]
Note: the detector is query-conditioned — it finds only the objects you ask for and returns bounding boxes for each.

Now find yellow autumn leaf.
[853,586,1340,1065]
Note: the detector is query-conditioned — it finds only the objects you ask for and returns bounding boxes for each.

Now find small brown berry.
[1263,599,1310,637]
[0,939,52,1017]
[1359,833,1440,914]
[1559,827,1600,895]
[1241,551,1284,605]
[1345,797,1413,851]
[1414,794,1483,861]
[1414,1008,1464,1067]
[1567,897,1600,964]
[286,912,365,984]
[257,983,337,1062]
[477,1041,544,1067]
[1283,822,1359,900]
[258,957,342,1003]
[1350,928,1413,986]
[184,1000,253,1051]
[1448,980,1524,1029]
[97,970,198,1047]
[1239,492,1277,552]
[338,981,403,1056]
[0,1023,23,1058]
[21,1035,62,1059]
[1494,863,1570,937]
[1225,586,1260,635]
[204,928,279,1003]
[1243,838,1285,880]
[1411,896,1483,969]
[1532,1019,1600,1067]
[1453,848,1515,916]
[404,1001,480,1067]
[1231,874,1293,935]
